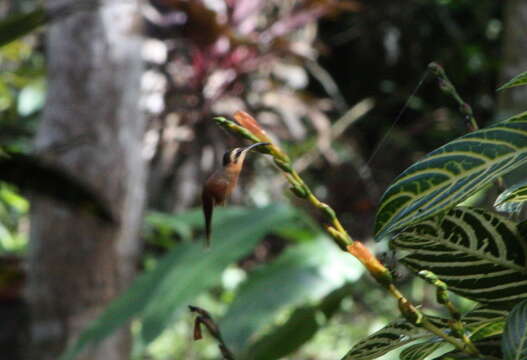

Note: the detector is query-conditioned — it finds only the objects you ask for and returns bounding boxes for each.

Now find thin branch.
[214,113,480,357]
[419,270,481,356]
[428,62,479,131]
[189,305,235,360]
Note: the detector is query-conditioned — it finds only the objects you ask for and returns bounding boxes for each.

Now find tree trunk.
[26,1,145,360]
[497,0,527,119]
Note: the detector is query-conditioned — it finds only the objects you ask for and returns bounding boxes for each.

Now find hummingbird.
[201,142,269,247]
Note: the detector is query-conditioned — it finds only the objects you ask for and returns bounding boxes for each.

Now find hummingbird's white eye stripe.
[232,148,244,163]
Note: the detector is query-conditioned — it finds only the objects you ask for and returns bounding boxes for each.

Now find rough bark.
[26,1,145,360]
[497,0,527,119]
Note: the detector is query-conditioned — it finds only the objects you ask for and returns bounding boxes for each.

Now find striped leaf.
[374,112,527,240]
[400,341,444,360]
[391,207,527,304]
[463,305,510,325]
[434,336,502,360]
[498,71,527,91]
[502,299,527,360]
[463,305,509,341]
[494,180,527,212]
[341,318,447,360]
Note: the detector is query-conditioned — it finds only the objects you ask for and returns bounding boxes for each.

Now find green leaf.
[463,305,510,325]
[145,207,248,240]
[0,8,48,47]
[494,180,527,212]
[502,299,527,360]
[341,318,442,360]
[463,305,509,341]
[0,2,97,48]
[17,77,45,115]
[498,71,527,91]
[400,341,444,360]
[241,283,353,360]
[434,336,502,360]
[220,237,363,353]
[469,320,505,342]
[59,204,295,360]
[391,207,527,304]
[0,152,115,222]
[374,113,527,240]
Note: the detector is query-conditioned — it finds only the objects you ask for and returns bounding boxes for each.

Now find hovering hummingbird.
[201,142,269,247]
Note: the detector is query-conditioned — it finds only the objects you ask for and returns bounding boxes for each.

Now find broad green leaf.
[463,305,509,341]
[400,341,444,360]
[391,207,527,304]
[502,299,527,360]
[0,2,97,48]
[494,180,527,212]
[145,207,248,240]
[241,283,353,360]
[341,318,443,360]
[140,205,296,343]
[220,237,363,353]
[0,152,114,222]
[0,8,48,47]
[60,204,295,360]
[374,113,527,240]
[498,71,527,91]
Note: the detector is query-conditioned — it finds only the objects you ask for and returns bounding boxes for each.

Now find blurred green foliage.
[62,204,370,360]
[0,38,44,151]
[0,184,28,254]
[1,0,522,359]
[0,34,42,255]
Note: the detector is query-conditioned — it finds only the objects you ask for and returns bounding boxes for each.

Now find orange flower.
[233,111,272,143]
[347,242,391,285]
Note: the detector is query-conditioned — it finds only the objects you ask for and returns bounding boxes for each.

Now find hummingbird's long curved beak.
[241,142,270,153]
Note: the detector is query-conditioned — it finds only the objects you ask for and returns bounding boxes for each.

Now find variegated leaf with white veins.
[391,207,527,305]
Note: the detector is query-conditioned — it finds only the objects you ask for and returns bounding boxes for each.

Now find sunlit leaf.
[375,112,527,240]
[17,78,45,116]
[391,207,527,304]
[463,305,509,341]
[59,205,296,360]
[341,318,447,360]
[498,71,527,91]
[241,283,353,360]
[502,299,527,360]
[140,205,297,344]
[494,180,527,213]
[400,341,444,360]
[220,237,363,353]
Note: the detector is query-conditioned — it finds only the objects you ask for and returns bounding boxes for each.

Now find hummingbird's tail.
[201,189,214,248]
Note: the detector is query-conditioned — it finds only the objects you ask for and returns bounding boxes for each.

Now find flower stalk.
[419,270,481,356]
[428,62,479,132]
[213,111,480,357]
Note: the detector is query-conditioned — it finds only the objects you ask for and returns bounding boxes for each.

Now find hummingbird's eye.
[222,151,231,166]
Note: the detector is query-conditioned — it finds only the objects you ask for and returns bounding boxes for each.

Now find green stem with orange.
[214,112,480,357]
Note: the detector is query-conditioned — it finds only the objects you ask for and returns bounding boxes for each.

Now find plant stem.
[189,305,235,360]
[418,271,481,356]
[428,62,479,131]
[214,115,482,357]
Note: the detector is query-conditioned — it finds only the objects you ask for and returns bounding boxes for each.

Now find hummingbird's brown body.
[202,142,268,246]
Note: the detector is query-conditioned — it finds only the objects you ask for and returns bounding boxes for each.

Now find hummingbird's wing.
[201,188,215,248]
